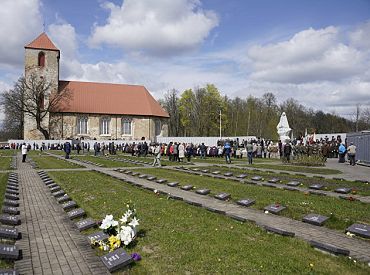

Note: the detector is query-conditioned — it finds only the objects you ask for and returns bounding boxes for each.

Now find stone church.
[24,33,169,140]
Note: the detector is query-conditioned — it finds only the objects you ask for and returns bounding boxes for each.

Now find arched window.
[77,116,88,135]
[38,52,45,67]
[122,118,132,136]
[100,117,110,135]
[155,120,161,136]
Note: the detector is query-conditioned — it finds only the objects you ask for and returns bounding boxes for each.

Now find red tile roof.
[25,32,59,51]
[57,80,169,118]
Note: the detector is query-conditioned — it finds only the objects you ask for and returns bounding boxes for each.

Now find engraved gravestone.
[214,193,230,201]
[287,181,300,187]
[264,204,286,214]
[100,248,133,272]
[3,200,19,207]
[181,185,193,191]
[196,189,210,195]
[237,199,255,207]
[147,176,157,181]
[67,208,85,220]
[4,194,18,201]
[52,190,66,197]
[192,168,199,172]
[212,171,220,175]
[44,179,54,185]
[334,188,352,194]
[7,179,18,184]
[224,172,233,177]
[0,244,20,260]
[0,227,19,240]
[6,186,18,191]
[138,174,147,179]
[62,201,77,211]
[346,223,370,239]
[167,182,179,187]
[309,184,324,190]
[0,215,20,226]
[237,174,248,179]
[309,240,349,256]
[87,231,109,243]
[302,214,329,226]
[75,218,96,231]
[48,183,59,189]
[2,207,19,215]
[5,189,18,195]
[251,176,262,181]
[131,172,139,176]
[156,179,167,184]
[57,195,70,203]
[268,178,280,183]
[201,169,209,173]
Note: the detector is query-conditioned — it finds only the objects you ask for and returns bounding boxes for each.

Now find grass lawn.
[130,168,370,231]
[0,150,17,157]
[74,155,139,168]
[238,163,342,175]
[0,158,12,170]
[48,171,368,274]
[198,165,370,196]
[0,172,14,269]
[30,155,84,169]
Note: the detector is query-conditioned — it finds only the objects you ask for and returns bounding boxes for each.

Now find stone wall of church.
[50,113,168,141]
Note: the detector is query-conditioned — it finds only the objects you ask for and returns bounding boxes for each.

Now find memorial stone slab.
[48,183,59,189]
[334,187,352,194]
[237,174,248,179]
[147,176,157,181]
[214,193,230,201]
[124,171,132,175]
[309,240,349,256]
[287,181,300,187]
[7,179,17,184]
[44,179,54,185]
[264,204,286,215]
[192,168,199,172]
[75,218,96,231]
[212,171,220,175]
[302,214,329,226]
[309,184,324,190]
[346,223,370,239]
[57,195,70,203]
[100,247,133,272]
[62,201,77,211]
[0,244,20,260]
[251,176,262,181]
[5,189,18,195]
[87,231,109,243]
[156,179,167,184]
[195,189,210,195]
[67,208,85,220]
[264,226,295,237]
[167,182,179,187]
[237,199,255,207]
[131,172,139,176]
[2,207,19,215]
[0,215,20,226]
[0,227,19,240]
[52,190,66,198]
[4,194,18,201]
[138,174,147,179]
[181,185,193,191]
[268,178,280,183]
[3,200,18,207]
[224,172,233,177]
[283,186,299,192]
[201,170,209,173]
[6,186,18,191]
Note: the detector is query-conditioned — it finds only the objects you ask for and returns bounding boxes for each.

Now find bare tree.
[1,74,71,139]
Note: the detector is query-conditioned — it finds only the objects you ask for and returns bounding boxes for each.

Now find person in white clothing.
[21,143,28,163]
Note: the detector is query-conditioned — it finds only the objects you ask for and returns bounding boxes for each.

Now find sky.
[0,0,370,123]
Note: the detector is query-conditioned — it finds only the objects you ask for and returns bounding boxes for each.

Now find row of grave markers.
[37,171,134,273]
[0,173,22,275]
[111,168,370,259]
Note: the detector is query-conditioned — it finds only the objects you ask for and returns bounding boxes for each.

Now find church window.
[155,120,161,136]
[38,52,45,67]
[100,117,110,135]
[77,117,88,135]
[122,118,132,136]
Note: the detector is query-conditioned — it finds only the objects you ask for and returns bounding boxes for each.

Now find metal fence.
[346,131,370,164]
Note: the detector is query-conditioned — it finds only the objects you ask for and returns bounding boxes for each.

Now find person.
[283,142,292,163]
[178,143,185,162]
[338,143,346,163]
[200,143,206,159]
[21,143,28,162]
[347,142,357,166]
[224,142,231,164]
[152,144,162,167]
[246,141,253,164]
[64,141,71,159]
[186,143,193,162]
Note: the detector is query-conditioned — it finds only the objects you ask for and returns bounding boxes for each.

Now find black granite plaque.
[138,174,147,179]
[195,189,210,195]
[283,186,299,191]
[52,190,66,197]
[169,194,183,200]
[334,187,352,194]
[0,215,20,226]
[201,169,209,173]
[44,179,54,185]
[302,214,329,226]
[5,189,18,195]
[0,244,20,260]
[264,204,286,214]
[346,223,370,239]
[156,179,167,184]
[3,200,19,207]
[124,170,132,174]
[49,186,61,192]
[62,201,77,211]
[167,182,179,187]
[67,208,85,220]
[309,184,324,190]
[4,194,18,201]
[224,172,233,177]
[7,179,18,184]
[212,171,220,174]
[0,227,19,240]
[75,218,96,231]
[100,248,133,272]
[237,174,248,179]
[287,181,300,187]
[251,176,262,181]
[131,172,139,176]
[6,186,18,191]
[87,231,109,243]
[214,193,230,200]
[192,168,199,172]
[147,176,157,181]
[2,207,19,215]
[268,178,280,183]
[264,226,295,237]
[57,195,70,203]
[236,199,255,207]
[309,240,349,256]
[181,185,193,191]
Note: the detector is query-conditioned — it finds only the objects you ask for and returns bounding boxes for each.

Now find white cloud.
[0,0,43,68]
[89,0,218,55]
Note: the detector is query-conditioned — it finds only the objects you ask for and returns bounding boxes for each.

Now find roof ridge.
[25,32,59,51]
[59,80,145,88]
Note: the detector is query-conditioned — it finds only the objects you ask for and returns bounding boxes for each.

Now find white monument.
[277,112,291,143]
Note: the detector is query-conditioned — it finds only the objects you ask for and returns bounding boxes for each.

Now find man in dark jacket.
[64,141,71,159]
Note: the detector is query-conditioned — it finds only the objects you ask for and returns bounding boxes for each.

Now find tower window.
[38,52,45,67]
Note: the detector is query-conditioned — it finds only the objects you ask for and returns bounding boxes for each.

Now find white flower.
[100,214,118,230]
[128,217,140,228]
[125,209,133,217]
[264,211,269,214]
[118,226,136,245]
[119,214,129,224]
[154,189,158,194]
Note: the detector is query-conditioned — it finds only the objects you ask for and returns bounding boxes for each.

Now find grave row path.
[53,155,370,265]
[15,154,110,275]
